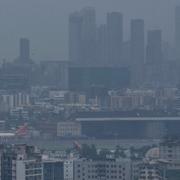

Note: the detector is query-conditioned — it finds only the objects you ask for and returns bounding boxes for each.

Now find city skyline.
[1,1,180,180]
[0,0,179,61]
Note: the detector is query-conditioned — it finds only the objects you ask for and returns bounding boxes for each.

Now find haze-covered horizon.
[0,0,179,62]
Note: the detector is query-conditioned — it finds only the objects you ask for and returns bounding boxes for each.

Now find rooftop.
[76,117,180,122]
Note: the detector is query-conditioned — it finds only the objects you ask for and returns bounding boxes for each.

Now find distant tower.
[81,7,97,66]
[175,6,180,59]
[68,12,82,65]
[107,12,123,66]
[146,30,162,64]
[145,30,163,86]
[97,24,108,66]
[131,19,144,66]
[68,7,97,66]
[19,38,30,62]
[130,19,145,87]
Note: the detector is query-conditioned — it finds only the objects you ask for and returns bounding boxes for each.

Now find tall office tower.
[146,30,163,86]
[130,19,145,87]
[81,7,96,66]
[175,6,180,59]
[122,41,131,66]
[131,19,144,65]
[68,7,97,66]
[97,24,108,66]
[107,12,123,66]
[68,12,82,65]
[19,38,30,62]
[81,7,97,66]
[146,30,162,64]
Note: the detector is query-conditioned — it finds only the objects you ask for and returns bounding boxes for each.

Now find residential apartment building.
[73,158,131,180]
[0,144,43,180]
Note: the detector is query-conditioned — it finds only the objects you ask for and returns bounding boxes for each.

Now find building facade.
[43,160,64,180]
[57,121,81,137]
[74,158,131,180]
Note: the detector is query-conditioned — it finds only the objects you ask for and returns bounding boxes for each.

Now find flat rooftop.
[76,117,180,122]
[0,133,15,137]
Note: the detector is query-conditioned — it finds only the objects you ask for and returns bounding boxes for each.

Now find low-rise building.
[57,121,81,137]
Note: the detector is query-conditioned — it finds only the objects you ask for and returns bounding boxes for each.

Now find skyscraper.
[145,30,163,86]
[107,12,123,66]
[130,19,145,87]
[68,7,97,66]
[68,12,82,65]
[146,30,162,64]
[131,19,144,66]
[175,6,180,59]
[97,24,108,66]
[81,7,97,66]
[19,38,30,62]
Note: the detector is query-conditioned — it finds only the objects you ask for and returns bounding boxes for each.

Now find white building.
[64,160,74,180]
[16,159,43,180]
[73,158,132,180]
[57,121,81,137]
[1,93,30,109]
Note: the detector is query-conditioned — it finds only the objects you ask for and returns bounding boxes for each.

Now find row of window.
[76,175,126,179]
[77,164,125,169]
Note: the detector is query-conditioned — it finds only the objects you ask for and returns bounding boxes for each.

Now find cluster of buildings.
[2,87,180,140]
[0,8,180,136]
[1,87,180,115]
[0,6,180,94]
[69,6,180,88]
[1,138,180,180]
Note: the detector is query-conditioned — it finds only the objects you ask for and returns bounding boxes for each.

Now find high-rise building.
[43,160,64,180]
[73,158,132,180]
[145,30,163,86]
[130,19,145,87]
[131,19,144,65]
[64,160,74,180]
[107,12,123,66]
[122,41,131,67]
[0,144,43,180]
[97,24,108,66]
[81,7,97,66]
[159,138,180,165]
[175,6,180,59]
[68,12,82,65]
[146,30,162,64]
[68,7,97,66]
[19,38,30,62]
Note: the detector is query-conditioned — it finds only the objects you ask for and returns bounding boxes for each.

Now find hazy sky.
[0,0,179,61]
